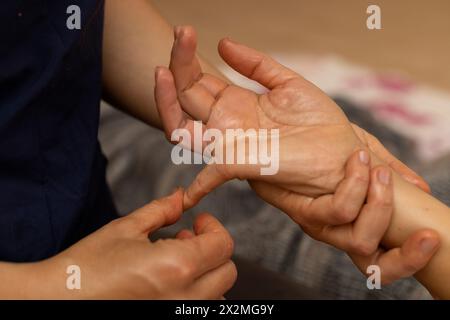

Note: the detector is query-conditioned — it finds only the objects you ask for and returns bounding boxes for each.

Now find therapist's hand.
[251,150,440,285]
[155,26,429,214]
[32,189,236,299]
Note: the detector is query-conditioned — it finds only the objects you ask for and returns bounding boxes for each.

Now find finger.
[184,165,228,209]
[155,67,206,152]
[350,166,393,254]
[371,137,430,193]
[170,26,202,91]
[377,230,440,285]
[249,180,314,226]
[251,150,369,227]
[184,213,235,276]
[176,229,195,240]
[352,125,430,193]
[129,188,184,234]
[184,162,262,209]
[350,229,440,285]
[305,150,371,225]
[170,26,228,122]
[155,66,190,138]
[188,260,237,300]
[324,166,394,255]
[218,38,300,89]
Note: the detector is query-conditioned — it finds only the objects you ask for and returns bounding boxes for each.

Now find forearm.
[0,261,56,299]
[0,262,33,298]
[0,257,79,299]
[102,0,224,128]
[382,171,450,298]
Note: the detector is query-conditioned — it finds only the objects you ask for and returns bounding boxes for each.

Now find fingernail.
[174,26,182,40]
[377,168,391,185]
[359,150,369,165]
[223,37,237,44]
[174,26,184,43]
[155,66,164,81]
[420,238,439,254]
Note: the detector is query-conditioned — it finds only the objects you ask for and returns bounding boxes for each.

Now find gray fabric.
[98,99,448,300]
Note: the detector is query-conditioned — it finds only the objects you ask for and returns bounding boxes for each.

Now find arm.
[252,152,447,297]
[0,262,40,299]
[154,27,450,298]
[102,0,225,128]
[255,164,450,298]
[386,172,450,299]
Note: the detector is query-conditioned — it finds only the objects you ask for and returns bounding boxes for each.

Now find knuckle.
[353,172,370,185]
[299,202,315,224]
[381,196,394,209]
[158,246,198,282]
[181,72,204,93]
[333,199,358,223]
[173,257,197,280]
[401,259,422,275]
[193,175,211,195]
[351,239,377,256]
[249,57,265,80]
[369,197,394,213]
[227,261,238,285]
[219,232,235,258]
[215,164,233,180]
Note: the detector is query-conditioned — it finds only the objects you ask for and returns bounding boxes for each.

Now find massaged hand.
[30,189,236,299]
[252,150,440,284]
[155,26,429,218]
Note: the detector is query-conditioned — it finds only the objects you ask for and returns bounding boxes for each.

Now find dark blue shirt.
[0,0,117,262]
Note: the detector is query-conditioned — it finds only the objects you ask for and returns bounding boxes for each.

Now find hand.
[32,189,236,299]
[155,26,429,213]
[251,150,440,285]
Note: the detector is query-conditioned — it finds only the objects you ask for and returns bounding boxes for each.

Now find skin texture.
[0,1,235,299]
[102,0,224,128]
[154,26,429,212]
[0,190,237,299]
[155,26,450,298]
[0,2,439,298]
[252,151,440,286]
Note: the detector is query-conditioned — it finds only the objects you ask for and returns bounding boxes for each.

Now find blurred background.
[100,0,450,299]
[154,0,450,91]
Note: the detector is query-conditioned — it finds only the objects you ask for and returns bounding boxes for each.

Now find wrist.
[6,254,85,299]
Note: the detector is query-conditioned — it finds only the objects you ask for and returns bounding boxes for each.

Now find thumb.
[184,161,263,210]
[129,188,184,234]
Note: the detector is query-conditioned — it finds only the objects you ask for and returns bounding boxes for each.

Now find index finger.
[170,26,228,122]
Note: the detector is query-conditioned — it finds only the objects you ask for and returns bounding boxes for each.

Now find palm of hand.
[204,77,363,196]
[155,26,428,208]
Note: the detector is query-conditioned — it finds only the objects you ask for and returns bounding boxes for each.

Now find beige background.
[153,0,450,91]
